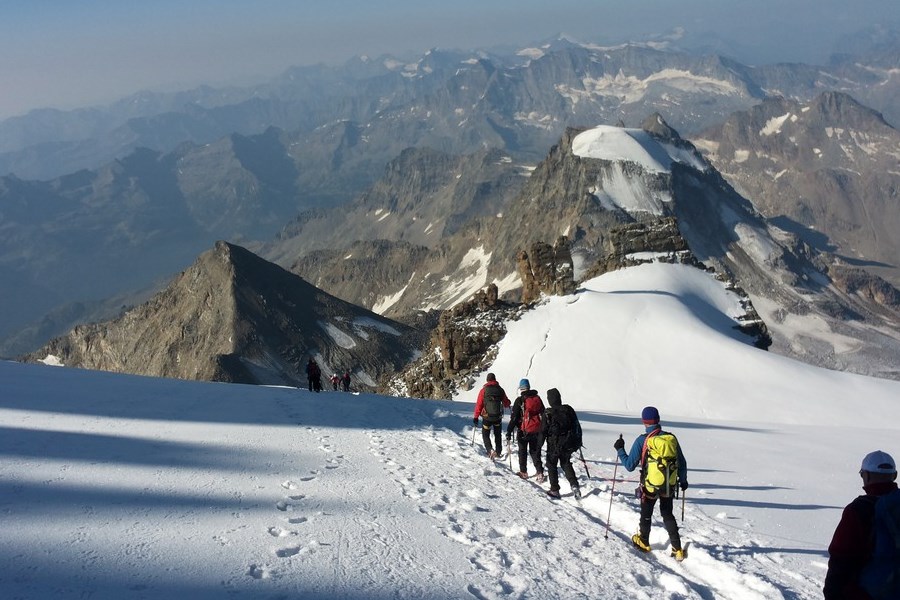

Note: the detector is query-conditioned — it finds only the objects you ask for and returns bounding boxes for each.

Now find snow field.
[4,262,899,598]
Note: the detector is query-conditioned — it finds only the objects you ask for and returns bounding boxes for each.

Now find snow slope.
[572,125,707,174]
[3,263,899,599]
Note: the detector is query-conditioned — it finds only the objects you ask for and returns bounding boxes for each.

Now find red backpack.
[521,394,544,434]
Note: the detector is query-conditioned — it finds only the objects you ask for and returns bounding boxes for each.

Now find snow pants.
[546,449,578,492]
[517,431,544,475]
[481,420,502,455]
[638,489,682,550]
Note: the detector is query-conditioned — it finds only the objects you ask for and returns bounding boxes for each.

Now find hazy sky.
[1,0,897,120]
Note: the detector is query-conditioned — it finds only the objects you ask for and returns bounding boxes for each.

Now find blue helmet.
[518,378,530,391]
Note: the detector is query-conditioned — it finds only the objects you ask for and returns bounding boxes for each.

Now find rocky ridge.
[693,92,900,288]
[24,241,421,388]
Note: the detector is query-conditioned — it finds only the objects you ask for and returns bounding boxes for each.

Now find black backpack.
[481,385,505,424]
[549,405,582,453]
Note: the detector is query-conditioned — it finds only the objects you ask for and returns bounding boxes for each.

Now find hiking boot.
[488,450,497,460]
[631,534,651,553]
[671,547,685,562]
[546,488,561,499]
[517,471,529,479]
[535,472,546,484]
[572,486,582,500]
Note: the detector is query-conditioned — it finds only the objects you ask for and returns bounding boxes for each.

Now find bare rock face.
[828,266,900,311]
[517,237,577,304]
[24,241,420,388]
[584,217,692,279]
[693,92,900,289]
[385,284,524,399]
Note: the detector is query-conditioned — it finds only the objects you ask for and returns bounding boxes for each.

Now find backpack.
[561,406,583,452]
[642,430,679,496]
[861,489,900,599]
[481,385,505,424]
[547,405,582,453]
[521,394,544,434]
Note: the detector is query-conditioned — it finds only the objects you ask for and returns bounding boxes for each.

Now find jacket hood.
[547,388,562,407]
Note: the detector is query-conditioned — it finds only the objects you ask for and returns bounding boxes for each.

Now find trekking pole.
[578,448,591,479]
[681,489,686,521]
[471,424,477,446]
[604,450,620,540]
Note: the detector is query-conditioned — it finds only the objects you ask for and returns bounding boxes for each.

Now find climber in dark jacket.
[542,388,581,499]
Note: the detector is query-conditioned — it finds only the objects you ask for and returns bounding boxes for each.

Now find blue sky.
[1,0,897,119]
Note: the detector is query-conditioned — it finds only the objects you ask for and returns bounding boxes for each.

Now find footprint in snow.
[276,546,301,558]
[267,526,290,537]
[247,564,271,579]
[275,541,320,559]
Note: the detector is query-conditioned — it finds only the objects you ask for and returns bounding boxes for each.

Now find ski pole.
[681,489,686,521]
[605,447,620,540]
[579,448,591,479]
[471,423,477,446]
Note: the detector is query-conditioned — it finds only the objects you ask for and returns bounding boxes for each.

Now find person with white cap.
[824,450,900,599]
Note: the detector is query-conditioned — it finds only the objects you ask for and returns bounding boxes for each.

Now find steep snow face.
[462,263,899,426]
[421,246,492,311]
[572,125,706,174]
[592,161,673,215]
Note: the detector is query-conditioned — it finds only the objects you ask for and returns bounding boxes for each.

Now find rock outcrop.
[517,237,577,304]
[384,284,524,399]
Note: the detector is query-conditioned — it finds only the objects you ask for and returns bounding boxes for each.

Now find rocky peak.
[25,241,420,388]
[810,91,890,127]
[640,113,681,142]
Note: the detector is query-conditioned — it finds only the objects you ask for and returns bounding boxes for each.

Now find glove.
[473,417,479,425]
[680,481,689,491]
[613,436,625,451]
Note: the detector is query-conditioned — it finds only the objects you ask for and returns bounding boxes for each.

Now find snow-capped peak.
[572,125,706,174]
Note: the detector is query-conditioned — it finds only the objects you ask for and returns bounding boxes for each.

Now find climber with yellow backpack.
[613,406,688,561]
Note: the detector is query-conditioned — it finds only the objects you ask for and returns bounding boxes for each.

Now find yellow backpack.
[642,431,679,496]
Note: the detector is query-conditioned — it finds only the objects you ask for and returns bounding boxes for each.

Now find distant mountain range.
[694,92,900,289]
[3,36,900,384]
[3,38,900,182]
